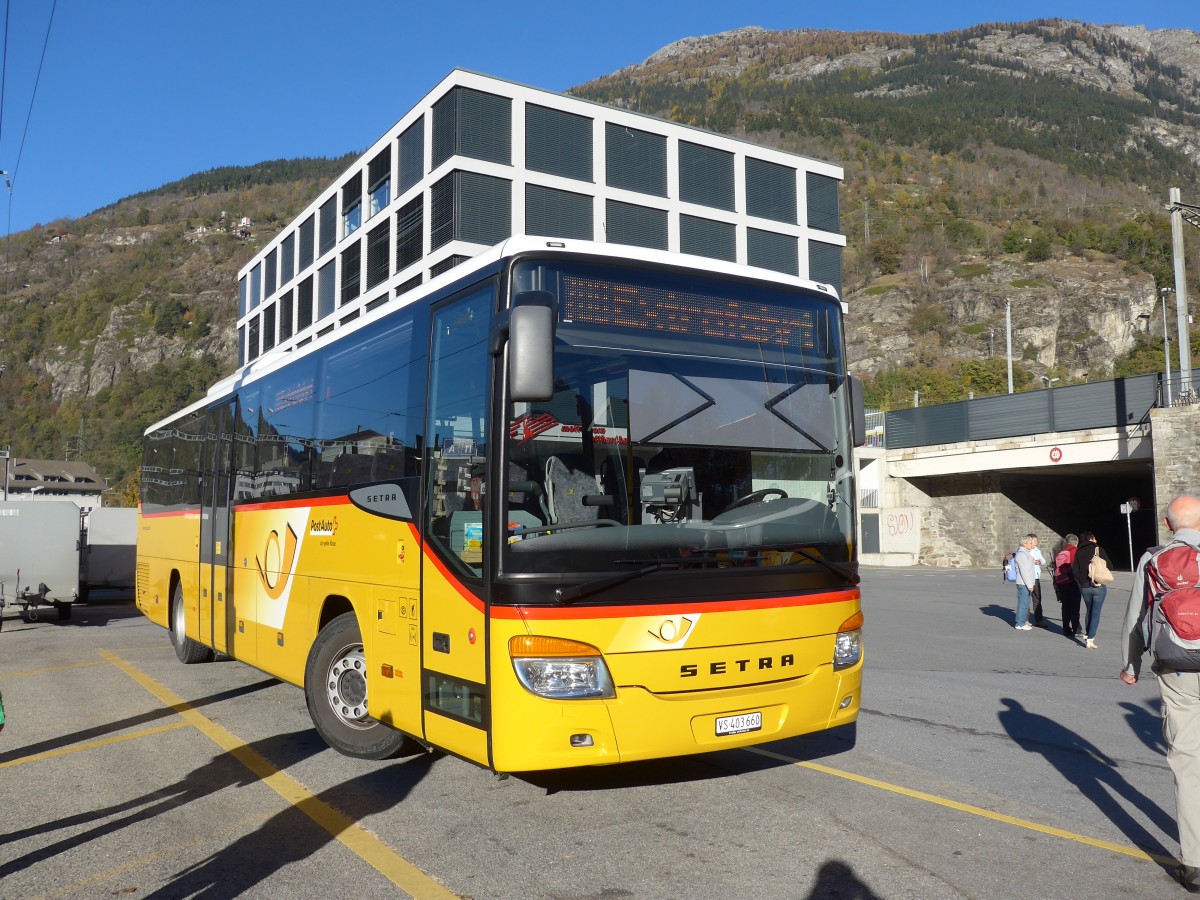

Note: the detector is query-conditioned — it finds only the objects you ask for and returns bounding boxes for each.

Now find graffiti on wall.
[881,508,921,554]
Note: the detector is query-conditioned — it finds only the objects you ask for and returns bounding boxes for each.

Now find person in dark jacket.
[1054,534,1082,639]
[1072,531,1113,650]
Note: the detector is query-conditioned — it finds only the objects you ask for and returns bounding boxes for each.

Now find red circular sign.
[1049,447,1063,463]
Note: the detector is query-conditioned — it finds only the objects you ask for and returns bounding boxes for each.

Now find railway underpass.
[858,371,1200,569]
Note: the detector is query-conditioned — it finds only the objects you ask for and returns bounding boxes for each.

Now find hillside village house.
[2,458,105,513]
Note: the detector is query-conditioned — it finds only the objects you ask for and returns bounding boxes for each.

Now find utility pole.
[1168,188,1194,398]
[1161,287,1174,407]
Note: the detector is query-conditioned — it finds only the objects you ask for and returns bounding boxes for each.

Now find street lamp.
[1040,376,1060,388]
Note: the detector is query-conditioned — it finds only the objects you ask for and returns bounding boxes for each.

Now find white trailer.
[0,500,83,622]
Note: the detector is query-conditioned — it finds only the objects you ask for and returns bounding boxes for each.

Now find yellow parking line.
[0,721,191,769]
[98,650,458,900]
[749,746,1177,866]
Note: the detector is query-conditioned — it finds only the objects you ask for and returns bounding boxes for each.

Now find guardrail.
[880,369,1195,450]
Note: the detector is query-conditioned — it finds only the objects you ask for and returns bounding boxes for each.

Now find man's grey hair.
[1065,533,1079,545]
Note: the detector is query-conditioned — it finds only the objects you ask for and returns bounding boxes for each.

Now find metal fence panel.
[1052,375,1157,431]
[968,391,1051,440]
[885,402,967,449]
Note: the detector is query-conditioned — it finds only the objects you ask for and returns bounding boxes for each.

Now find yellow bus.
[137,238,865,772]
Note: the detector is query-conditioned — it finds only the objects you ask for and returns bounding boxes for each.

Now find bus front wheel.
[170,582,213,664]
[304,612,413,760]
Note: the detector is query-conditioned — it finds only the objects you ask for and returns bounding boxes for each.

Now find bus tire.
[170,582,213,664]
[304,611,413,760]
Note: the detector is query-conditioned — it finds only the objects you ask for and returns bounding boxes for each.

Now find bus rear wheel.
[304,611,413,760]
[170,582,213,664]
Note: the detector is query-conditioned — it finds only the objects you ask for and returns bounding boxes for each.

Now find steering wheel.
[724,488,788,511]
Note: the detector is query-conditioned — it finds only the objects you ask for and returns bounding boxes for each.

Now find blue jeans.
[1081,585,1107,640]
[1015,584,1032,627]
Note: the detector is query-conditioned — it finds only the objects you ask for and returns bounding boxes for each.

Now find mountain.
[571,19,1200,402]
[1,20,1199,497]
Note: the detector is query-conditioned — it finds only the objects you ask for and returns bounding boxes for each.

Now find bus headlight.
[833,611,863,670]
[510,636,615,699]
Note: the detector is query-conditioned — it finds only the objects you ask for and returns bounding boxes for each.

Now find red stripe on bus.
[422,544,487,613]
[489,589,860,621]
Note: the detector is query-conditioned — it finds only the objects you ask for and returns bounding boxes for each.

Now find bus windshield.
[502,259,854,580]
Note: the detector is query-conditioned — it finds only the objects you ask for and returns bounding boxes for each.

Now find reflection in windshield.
[501,261,854,579]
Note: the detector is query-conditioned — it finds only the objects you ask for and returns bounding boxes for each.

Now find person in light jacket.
[1013,534,1038,631]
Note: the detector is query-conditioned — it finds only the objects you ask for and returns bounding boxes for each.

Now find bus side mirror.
[508,300,555,402]
[849,375,867,447]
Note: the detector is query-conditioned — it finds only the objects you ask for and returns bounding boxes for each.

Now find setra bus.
[137,237,865,772]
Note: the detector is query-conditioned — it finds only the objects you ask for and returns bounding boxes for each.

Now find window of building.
[341,240,361,305]
[526,104,592,182]
[319,198,337,256]
[679,141,734,211]
[264,248,277,297]
[806,173,840,234]
[808,240,843,295]
[747,228,798,275]
[262,305,277,351]
[396,195,423,271]
[366,219,390,290]
[430,170,511,251]
[605,123,667,197]
[679,214,736,262]
[249,263,261,310]
[281,233,296,284]
[368,148,391,218]
[398,116,424,195]
[432,87,511,169]
[297,276,314,331]
[317,261,335,319]
[279,289,294,341]
[343,173,363,238]
[605,199,667,250]
[746,157,796,224]
[248,315,261,361]
[299,215,315,271]
[526,184,592,241]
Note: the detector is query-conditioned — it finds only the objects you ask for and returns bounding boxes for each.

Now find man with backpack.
[1120,493,1200,893]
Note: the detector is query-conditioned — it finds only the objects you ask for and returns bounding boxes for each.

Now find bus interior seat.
[545,455,600,525]
[330,451,375,487]
[371,447,407,481]
[507,460,548,524]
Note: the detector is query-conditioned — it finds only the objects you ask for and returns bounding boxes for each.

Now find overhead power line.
[9,0,57,191]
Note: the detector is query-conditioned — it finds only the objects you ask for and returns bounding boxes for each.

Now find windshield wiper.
[554,554,726,604]
[760,544,860,585]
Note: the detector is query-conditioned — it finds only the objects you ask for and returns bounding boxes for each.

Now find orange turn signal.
[510,636,603,658]
[838,611,864,632]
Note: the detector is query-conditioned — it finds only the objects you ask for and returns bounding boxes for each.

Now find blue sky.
[0,0,1196,235]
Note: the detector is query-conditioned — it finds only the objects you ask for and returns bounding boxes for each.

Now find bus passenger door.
[420,287,493,766]
[199,400,237,658]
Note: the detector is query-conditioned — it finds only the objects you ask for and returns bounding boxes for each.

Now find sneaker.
[1085,638,1098,649]
[1174,864,1200,894]
[1015,623,1033,631]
